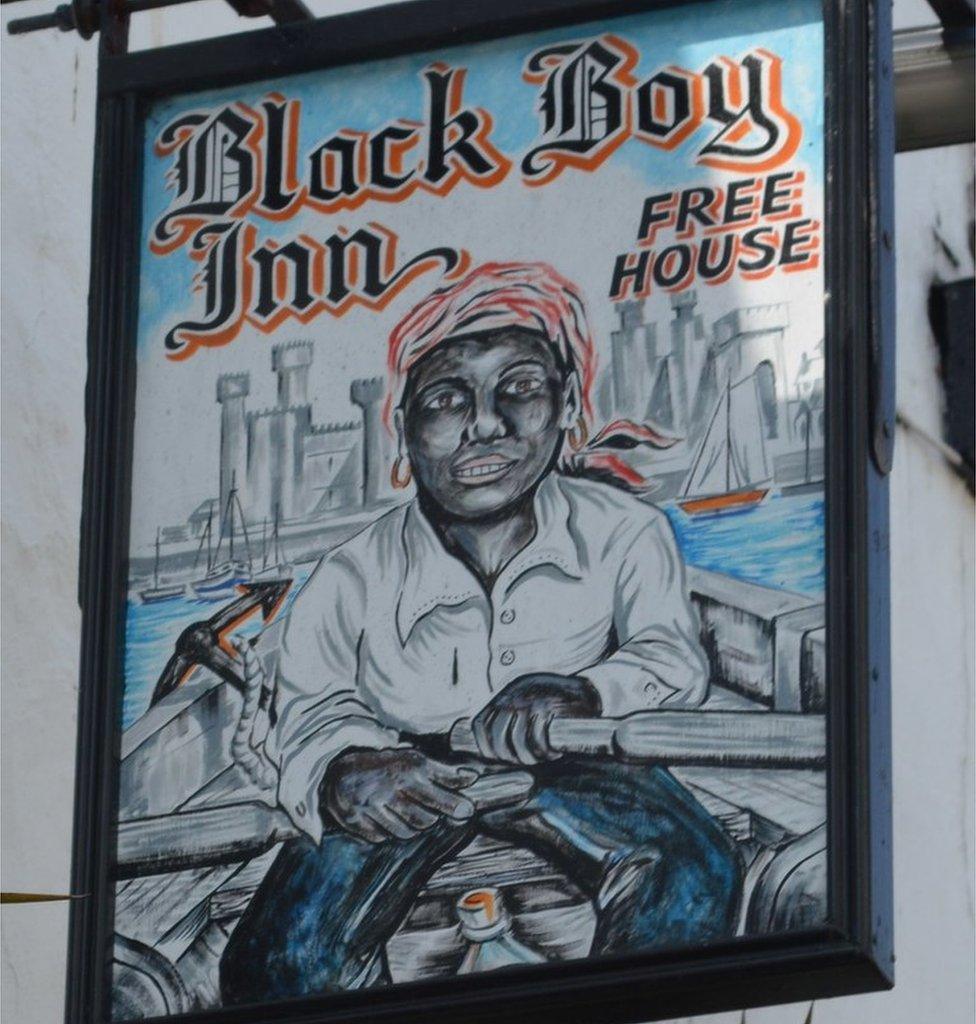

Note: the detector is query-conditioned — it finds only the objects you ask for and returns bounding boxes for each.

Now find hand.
[471,673,601,765]
[322,748,480,844]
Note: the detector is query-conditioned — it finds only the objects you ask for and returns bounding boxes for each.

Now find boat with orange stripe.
[677,374,772,517]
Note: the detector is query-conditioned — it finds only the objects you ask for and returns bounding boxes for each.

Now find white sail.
[682,372,770,498]
[728,375,771,487]
[683,387,730,497]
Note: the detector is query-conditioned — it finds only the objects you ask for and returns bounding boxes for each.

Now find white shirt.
[270,473,708,841]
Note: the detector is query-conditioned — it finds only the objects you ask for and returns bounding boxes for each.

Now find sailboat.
[191,475,253,601]
[677,373,773,516]
[254,504,293,582]
[139,527,186,604]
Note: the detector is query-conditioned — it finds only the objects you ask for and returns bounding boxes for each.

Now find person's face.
[396,329,579,520]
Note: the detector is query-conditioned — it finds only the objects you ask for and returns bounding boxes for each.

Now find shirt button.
[500,649,516,666]
[500,608,516,625]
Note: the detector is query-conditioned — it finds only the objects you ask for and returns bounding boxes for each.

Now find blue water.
[664,493,825,598]
[121,492,823,730]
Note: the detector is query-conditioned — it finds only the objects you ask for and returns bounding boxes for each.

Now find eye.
[421,388,467,413]
[500,376,545,398]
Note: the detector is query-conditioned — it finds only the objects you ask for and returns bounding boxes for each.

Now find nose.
[464,389,507,443]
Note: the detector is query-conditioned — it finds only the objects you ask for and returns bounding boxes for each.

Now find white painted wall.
[1,3,972,1022]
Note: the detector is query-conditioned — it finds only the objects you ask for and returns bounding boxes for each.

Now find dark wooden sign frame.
[66,0,895,1021]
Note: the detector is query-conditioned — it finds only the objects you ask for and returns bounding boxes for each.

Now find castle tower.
[246,409,275,525]
[350,377,387,506]
[216,373,250,523]
[272,340,313,409]
[609,300,644,417]
[608,300,659,419]
[668,290,708,434]
[278,406,301,520]
[246,405,309,524]
[710,303,791,440]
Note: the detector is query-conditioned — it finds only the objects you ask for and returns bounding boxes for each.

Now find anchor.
[150,580,291,706]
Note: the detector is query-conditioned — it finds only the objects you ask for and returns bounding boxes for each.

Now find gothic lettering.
[696,51,802,171]
[521,35,638,184]
[148,40,811,358]
[164,220,469,360]
[151,106,257,255]
[634,68,703,150]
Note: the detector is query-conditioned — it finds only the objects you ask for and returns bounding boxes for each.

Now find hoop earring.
[566,416,589,452]
[390,456,412,490]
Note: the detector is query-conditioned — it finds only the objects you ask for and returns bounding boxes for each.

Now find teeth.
[456,462,509,478]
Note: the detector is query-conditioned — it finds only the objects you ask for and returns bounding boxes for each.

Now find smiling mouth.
[452,454,518,484]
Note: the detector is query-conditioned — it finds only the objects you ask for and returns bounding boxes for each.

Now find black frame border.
[67,1,895,1021]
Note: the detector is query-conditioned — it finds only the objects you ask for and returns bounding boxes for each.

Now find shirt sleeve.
[266,549,402,843]
[581,512,709,716]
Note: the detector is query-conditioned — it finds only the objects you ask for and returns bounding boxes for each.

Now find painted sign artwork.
[114,1,827,1017]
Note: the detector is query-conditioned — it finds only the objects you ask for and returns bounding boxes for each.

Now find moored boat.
[140,527,186,604]
[679,487,770,515]
[191,560,251,601]
[677,374,772,517]
[191,475,254,601]
[253,504,293,582]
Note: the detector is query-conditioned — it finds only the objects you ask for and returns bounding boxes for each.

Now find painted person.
[220,263,741,1004]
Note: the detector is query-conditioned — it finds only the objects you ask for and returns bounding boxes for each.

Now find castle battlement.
[615,299,645,331]
[307,421,362,436]
[670,289,699,312]
[216,373,250,401]
[713,304,790,345]
[350,377,385,406]
[271,339,314,371]
[246,403,312,422]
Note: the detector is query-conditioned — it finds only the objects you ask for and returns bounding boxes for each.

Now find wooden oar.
[115,771,535,878]
[450,711,826,770]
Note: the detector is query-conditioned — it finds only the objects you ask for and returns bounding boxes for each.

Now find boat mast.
[231,478,253,573]
[681,384,725,498]
[273,502,285,567]
[153,527,161,587]
[192,512,210,571]
[227,472,235,564]
[804,404,812,483]
[724,375,732,493]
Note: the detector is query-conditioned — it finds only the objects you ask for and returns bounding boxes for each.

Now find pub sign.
[67,1,895,1021]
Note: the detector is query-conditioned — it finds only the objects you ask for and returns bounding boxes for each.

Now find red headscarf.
[385,262,677,490]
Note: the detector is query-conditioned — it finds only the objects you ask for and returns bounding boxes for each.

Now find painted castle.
[597,290,823,451]
[195,341,393,535]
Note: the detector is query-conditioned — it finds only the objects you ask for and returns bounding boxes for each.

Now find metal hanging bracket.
[6,0,313,38]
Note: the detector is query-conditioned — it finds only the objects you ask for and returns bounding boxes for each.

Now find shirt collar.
[395,473,584,645]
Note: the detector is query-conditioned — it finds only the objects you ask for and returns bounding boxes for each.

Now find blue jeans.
[220,760,741,1004]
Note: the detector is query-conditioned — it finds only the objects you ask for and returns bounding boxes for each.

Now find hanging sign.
[68,1,894,1022]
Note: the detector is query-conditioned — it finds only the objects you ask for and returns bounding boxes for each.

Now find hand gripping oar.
[115,770,535,878]
[150,580,291,706]
[449,711,826,770]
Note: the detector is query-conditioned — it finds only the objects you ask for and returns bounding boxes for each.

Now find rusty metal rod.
[6,0,310,34]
